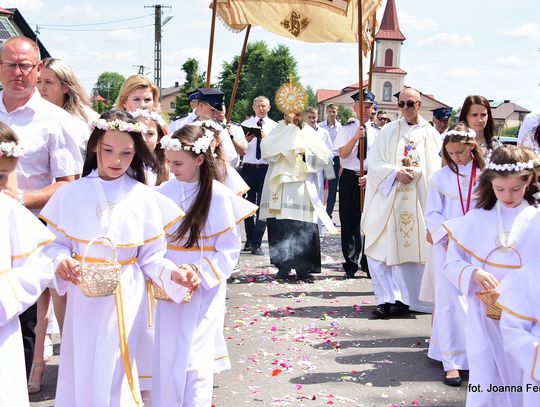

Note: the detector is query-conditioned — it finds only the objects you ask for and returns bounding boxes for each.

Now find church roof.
[375,0,406,41]
[372,67,407,75]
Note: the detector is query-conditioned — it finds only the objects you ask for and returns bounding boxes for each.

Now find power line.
[30,14,152,28]
[37,24,154,32]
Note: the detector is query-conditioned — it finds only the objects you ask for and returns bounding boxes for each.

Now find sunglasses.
[397,100,419,108]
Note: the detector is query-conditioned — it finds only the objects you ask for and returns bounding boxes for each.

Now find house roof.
[316,89,341,104]
[0,7,14,14]
[490,101,531,120]
[161,86,181,98]
[5,8,50,58]
[374,0,406,41]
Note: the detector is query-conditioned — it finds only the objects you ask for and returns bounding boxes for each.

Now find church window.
[383,81,392,102]
[384,49,393,67]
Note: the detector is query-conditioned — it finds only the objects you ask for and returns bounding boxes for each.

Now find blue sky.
[7,0,540,112]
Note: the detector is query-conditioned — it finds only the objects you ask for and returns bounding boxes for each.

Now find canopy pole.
[368,15,377,91]
[206,0,218,87]
[227,25,251,122]
[358,0,365,208]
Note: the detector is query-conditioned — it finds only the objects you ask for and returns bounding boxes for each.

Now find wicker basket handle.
[81,235,119,267]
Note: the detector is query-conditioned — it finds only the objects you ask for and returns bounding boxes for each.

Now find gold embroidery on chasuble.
[280,11,310,37]
[399,211,414,248]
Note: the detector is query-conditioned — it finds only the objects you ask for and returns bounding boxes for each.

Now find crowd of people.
[2,34,540,406]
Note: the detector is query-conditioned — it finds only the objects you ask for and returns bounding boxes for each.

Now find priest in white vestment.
[259,113,333,282]
[361,87,441,318]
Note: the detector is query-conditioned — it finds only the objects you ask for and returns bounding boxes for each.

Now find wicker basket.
[153,283,195,303]
[79,235,120,297]
[475,289,501,320]
[153,284,171,301]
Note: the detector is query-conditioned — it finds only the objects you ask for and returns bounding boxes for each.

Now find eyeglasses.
[0,61,38,74]
[379,117,390,123]
[397,100,419,108]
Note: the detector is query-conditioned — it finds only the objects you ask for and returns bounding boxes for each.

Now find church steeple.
[371,0,406,105]
[375,0,405,41]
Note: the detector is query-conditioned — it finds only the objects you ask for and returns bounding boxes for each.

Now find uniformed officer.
[333,90,377,278]
[431,107,452,134]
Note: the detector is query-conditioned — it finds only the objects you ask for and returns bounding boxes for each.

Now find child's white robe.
[0,194,54,407]
[153,179,257,407]
[444,201,540,406]
[424,162,476,371]
[498,257,540,407]
[40,171,184,407]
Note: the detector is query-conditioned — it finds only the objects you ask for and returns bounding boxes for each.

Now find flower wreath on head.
[486,160,534,172]
[442,129,476,141]
[160,132,213,155]
[128,108,166,128]
[0,141,25,158]
[92,118,147,134]
[191,119,224,139]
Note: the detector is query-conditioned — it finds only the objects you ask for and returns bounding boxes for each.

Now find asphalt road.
[30,232,467,407]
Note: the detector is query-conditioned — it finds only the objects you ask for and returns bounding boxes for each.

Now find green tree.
[338,105,354,124]
[218,40,299,122]
[174,58,206,117]
[306,86,317,108]
[92,72,126,111]
[501,126,519,137]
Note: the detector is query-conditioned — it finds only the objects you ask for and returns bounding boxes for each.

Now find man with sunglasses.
[0,36,82,381]
[361,87,441,319]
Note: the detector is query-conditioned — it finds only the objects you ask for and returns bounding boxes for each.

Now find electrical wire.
[30,14,152,28]
[37,24,154,32]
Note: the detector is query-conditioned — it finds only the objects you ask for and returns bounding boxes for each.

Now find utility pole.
[145,4,172,96]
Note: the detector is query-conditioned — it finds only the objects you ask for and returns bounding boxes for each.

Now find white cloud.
[105,50,138,64]
[408,64,434,75]
[418,32,473,47]
[165,48,209,65]
[399,11,438,31]
[445,68,479,79]
[106,29,140,42]
[80,5,99,19]
[496,56,527,68]
[2,0,43,12]
[187,21,210,30]
[504,23,540,41]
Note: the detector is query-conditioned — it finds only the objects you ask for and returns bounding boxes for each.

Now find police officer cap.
[197,87,225,111]
[187,90,201,102]
[432,107,452,120]
[351,89,376,104]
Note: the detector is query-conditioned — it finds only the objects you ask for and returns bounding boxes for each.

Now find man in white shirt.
[0,36,82,378]
[168,90,200,134]
[333,90,376,279]
[240,96,278,255]
[304,106,335,237]
[318,104,341,218]
[214,105,247,168]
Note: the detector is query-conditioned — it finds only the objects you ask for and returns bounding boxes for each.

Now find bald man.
[361,87,441,319]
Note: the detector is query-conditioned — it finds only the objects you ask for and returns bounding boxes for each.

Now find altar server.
[423,122,485,386]
[0,123,54,407]
[443,145,540,406]
[153,124,257,406]
[40,110,199,407]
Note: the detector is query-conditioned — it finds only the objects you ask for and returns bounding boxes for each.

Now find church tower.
[372,0,406,108]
